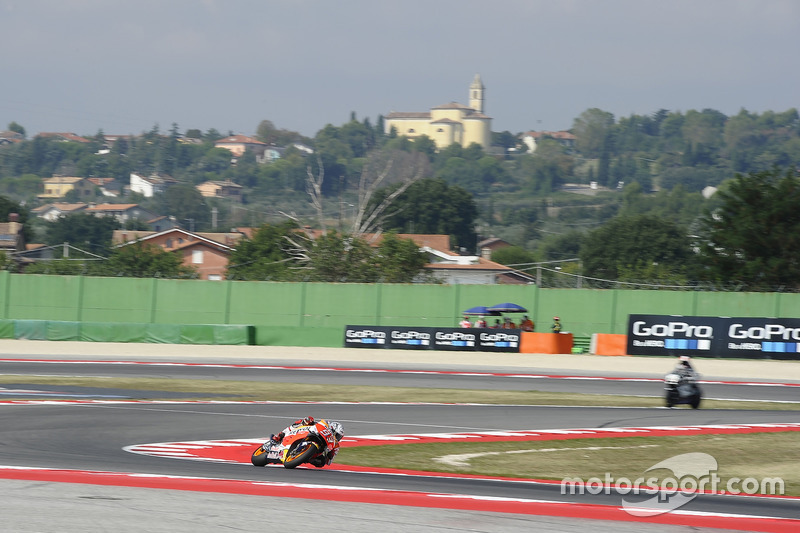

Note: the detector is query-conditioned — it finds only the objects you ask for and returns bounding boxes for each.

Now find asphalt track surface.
[1,340,799,532]
[3,360,800,402]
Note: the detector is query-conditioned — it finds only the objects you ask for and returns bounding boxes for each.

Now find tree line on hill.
[0,106,798,289]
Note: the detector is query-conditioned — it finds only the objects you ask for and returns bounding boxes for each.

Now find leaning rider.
[673,356,697,379]
[270,416,345,467]
[271,416,317,443]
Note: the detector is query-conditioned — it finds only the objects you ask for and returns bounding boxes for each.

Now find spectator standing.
[489,318,501,329]
[475,316,488,328]
[519,315,534,332]
[459,316,473,328]
[502,317,517,329]
[551,316,562,333]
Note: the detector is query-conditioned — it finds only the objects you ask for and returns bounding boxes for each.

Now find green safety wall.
[1,271,799,346]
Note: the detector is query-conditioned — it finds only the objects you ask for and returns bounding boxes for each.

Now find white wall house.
[129,173,176,197]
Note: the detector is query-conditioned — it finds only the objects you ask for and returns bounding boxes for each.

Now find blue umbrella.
[463,306,501,316]
[487,302,528,313]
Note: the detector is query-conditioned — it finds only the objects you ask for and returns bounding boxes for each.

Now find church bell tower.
[469,74,485,114]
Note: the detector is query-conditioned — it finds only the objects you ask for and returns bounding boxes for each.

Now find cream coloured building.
[384,74,492,150]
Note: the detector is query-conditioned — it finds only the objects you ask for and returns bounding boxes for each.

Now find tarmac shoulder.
[0,339,797,383]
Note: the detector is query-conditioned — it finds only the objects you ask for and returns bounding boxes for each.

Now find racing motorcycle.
[664,370,702,409]
[251,419,343,469]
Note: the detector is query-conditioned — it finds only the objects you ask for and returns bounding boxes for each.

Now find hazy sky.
[2,0,797,139]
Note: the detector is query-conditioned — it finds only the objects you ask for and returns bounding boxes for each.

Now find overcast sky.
[2,0,797,139]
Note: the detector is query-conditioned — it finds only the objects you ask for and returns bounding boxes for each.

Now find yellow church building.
[384,74,492,150]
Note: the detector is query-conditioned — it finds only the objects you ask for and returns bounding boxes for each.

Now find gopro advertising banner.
[344,326,520,353]
[343,325,436,350]
[430,328,479,351]
[627,315,800,360]
[474,329,521,352]
[385,326,434,350]
[343,325,391,348]
[722,317,800,359]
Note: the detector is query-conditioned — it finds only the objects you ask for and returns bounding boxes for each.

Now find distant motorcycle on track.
[664,356,702,409]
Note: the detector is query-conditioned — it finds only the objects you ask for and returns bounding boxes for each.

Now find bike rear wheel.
[690,395,701,409]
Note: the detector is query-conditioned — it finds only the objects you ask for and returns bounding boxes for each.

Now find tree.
[350,149,431,236]
[378,178,479,252]
[580,214,693,282]
[491,246,536,266]
[538,230,584,262]
[517,152,566,195]
[256,120,279,144]
[154,182,211,231]
[100,241,195,278]
[410,135,437,160]
[436,154,510,194]
[375,232,428,283]
[516,138,574,193]
[306,231,378,282]
[573,108,615,157]
[226,221,301,280]
[694,168,800,289]
[0,195,33,242]
[339,120,375,158]
[492,130,518,152]
[255,119,306,147]
[618,183,708,226]
[8,122,25,137]
[44,212,120,256]
[23,258,97,276]
[682,108,726,150]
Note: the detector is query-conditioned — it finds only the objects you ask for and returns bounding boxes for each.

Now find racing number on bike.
[319,427,335,447]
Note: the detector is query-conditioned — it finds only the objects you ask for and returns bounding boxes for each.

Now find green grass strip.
[338,432,800,496]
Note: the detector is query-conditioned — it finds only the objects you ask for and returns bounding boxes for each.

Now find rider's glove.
[272,432,284,442]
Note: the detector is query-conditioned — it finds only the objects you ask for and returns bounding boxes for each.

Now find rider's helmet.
[329,421,344,442]
[679,355,691,367]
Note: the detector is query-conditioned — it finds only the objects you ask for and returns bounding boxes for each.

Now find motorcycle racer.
[271,416,317,443]
[674,355,697,377]
[665,356,702,409]
[270,417,344,467]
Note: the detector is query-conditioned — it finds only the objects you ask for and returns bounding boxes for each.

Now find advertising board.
[344,325,519,353]
[627,314,800,360]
